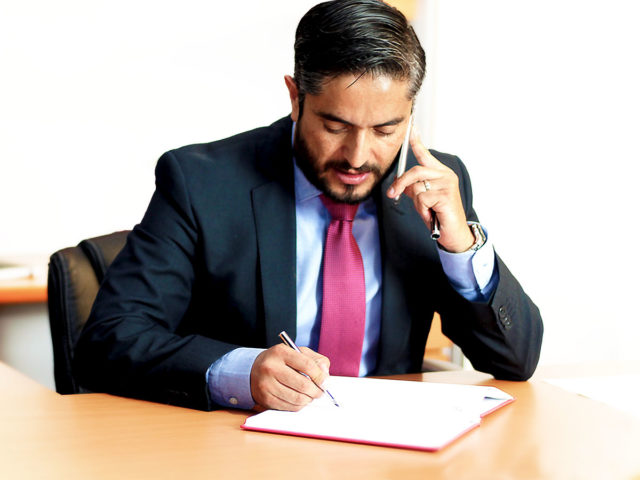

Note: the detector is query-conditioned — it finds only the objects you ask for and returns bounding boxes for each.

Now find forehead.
[307,73,412,126]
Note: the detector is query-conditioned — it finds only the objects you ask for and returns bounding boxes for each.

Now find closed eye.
[374,129,395,137]
[324,123,348,134]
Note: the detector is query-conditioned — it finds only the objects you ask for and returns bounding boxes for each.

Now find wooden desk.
[1,363,639,480]
[0,276,47,304]
[0,256,47,304]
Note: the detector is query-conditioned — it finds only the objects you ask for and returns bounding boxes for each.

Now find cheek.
[374,139,402,168]
[307,132,344,162]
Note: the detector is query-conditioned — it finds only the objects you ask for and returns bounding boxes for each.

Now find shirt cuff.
[437,224,498,302]
[206,347,264,410]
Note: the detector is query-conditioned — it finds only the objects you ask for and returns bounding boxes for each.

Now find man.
[74,0,543,412]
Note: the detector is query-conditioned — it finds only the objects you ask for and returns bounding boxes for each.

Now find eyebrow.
[316,111,405,128]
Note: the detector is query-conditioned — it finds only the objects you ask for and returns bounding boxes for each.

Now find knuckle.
[274,344,288,355]
[415,198,431,217]
[261,360,275,375]
[310,371,325,386]
[298,355,317,372]
[293,392,307,404]
[261,359,278,376]
[315,358,330,375]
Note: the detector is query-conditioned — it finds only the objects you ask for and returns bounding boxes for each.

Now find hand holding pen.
[279,331,339,407]
[387,117,477,253]
[249,332,335,411]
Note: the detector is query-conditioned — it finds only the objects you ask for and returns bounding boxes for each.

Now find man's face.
[287,74,413,204]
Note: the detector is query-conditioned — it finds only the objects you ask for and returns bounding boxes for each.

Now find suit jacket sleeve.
[74,152,240,411]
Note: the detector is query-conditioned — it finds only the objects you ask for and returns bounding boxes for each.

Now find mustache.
[324,160,382,175]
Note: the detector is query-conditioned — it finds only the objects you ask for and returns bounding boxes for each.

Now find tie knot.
[320,195,359,222]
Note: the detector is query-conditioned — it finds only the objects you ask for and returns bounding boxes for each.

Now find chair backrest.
[47,231,130,394]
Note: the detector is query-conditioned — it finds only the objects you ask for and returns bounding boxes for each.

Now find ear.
[284,75,300,122]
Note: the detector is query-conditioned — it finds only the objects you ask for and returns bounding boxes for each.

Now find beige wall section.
[386,0,417,20]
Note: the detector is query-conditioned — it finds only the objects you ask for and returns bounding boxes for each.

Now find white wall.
[0,0,320,255]
[0,0,321,386]
[0,304,54,389]
[419,1,640,366]
[1,0,638,381]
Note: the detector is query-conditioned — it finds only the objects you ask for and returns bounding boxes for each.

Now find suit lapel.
[374,167,415,373]
[251,120,297,347]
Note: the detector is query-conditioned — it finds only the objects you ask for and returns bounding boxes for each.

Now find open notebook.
[242,376,513,451]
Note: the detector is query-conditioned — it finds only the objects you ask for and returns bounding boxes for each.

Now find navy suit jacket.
[74,116,543,410]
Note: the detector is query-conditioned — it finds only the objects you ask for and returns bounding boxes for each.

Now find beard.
[293,126,388,204]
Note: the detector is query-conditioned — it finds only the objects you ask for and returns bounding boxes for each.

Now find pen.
[430,214,440,240]
[278,331,340,407]
[394,114,440,240]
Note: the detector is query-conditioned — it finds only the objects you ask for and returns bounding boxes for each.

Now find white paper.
[243,376,513,451]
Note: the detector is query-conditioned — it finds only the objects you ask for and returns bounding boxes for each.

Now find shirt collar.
[292,122,322,203]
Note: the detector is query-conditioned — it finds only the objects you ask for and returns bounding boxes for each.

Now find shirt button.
[229,397,239,406]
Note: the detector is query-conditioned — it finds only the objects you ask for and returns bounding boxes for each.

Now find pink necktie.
[318,195,366,377]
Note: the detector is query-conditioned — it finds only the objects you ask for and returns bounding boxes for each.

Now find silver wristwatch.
[468,222,487,251]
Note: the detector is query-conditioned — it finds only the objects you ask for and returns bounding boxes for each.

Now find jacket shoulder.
[429,149,464,170]
[167,116,292,162]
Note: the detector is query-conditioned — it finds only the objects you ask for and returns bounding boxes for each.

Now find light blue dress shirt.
[207,157,498,410]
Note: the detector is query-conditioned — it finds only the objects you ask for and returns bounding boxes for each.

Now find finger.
[409,127,443,169]
[298,347,330,382]
[256,366,318,410]
[251,346,318,409]
[413,191,436,225]
[387,125,451,200]
[260,384,313,412]
[272,374,318,408]
[284,348,328,394]
[389,167,442,201]
[267,345,324,394]
[279,366,324,400]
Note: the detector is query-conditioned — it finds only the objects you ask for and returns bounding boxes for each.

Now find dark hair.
[294,0,426,108]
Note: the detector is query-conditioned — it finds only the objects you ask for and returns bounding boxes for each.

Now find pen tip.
[325,390,339,407]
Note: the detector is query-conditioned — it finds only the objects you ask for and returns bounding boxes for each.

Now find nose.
[343,129,368,169]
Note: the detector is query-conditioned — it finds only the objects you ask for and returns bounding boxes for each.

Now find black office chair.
[47,231,130,394]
